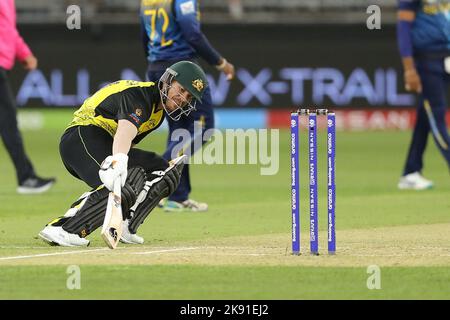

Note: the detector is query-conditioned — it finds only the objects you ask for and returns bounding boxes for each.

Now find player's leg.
[401,99,430,173]
[126,154,186,236]
[399,58,450,189]
[41,126,184,246]
[163,86,214,212]
[39,167,147,246]
[399,100,434,190]
[159,106,187,208]
[39,125,115,246]
[120,149,185,243]
[128,148,170,179]
[59,125,113,188]
[423,61,450,169]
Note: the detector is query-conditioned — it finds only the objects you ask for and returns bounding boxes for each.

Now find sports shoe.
[164,199,208,212]
[38,226,90,247]
[157,198,166,208]
[120,220,144,244]
[398,172,433,190]
[17,176,56,194]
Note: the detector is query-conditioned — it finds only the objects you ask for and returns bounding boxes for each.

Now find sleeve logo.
[180,1,195,15]
[130,107,143,126]
[135,108,143,117]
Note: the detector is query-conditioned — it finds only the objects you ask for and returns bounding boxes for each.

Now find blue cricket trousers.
[403,55,450,175]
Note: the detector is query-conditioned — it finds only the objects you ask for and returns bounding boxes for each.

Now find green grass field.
[0,110,449,299]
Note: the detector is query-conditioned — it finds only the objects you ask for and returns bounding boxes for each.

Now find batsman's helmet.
[158,61,208,121]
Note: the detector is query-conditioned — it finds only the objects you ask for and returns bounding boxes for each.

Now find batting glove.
[99,153,128,191]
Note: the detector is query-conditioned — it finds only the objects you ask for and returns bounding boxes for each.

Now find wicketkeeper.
[38,61,207,247]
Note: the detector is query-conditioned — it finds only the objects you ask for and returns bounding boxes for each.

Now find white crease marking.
[133,247,199,255]
[0,248,109,261]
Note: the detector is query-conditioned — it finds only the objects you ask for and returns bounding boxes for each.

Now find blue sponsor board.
[153,109,267,132]
[11,24,414,109]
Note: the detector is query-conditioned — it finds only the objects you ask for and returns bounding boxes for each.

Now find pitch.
[0,110,449,299]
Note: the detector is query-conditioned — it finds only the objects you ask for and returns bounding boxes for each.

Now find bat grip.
[113,178,122,196]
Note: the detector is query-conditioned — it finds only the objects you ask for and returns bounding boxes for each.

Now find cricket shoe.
[164,199,208,212]
[38,226,90,247]
[398,172,433,190]
[157,198,166,209]
[17,176,56,194]
[120,220,144,244]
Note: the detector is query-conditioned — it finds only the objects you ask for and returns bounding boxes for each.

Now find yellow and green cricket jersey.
[67,80,164,144]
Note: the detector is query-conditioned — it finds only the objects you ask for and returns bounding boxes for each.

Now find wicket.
[291,108,336,255]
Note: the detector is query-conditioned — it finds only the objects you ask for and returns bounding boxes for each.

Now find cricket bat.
[101,178,123,249]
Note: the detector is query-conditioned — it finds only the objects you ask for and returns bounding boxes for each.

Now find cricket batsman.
[38,61,207,247]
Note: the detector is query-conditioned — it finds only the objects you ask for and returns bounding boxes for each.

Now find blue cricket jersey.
[140,0,221,65]
[399,0,450,53]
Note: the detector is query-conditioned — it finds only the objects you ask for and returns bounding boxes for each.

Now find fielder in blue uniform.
[140,0,235,211]
[397,0,450,190]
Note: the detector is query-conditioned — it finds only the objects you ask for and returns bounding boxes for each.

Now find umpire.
[0,0,55,194]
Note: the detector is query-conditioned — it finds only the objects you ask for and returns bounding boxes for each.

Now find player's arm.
[99,120,137,191]
[175,0,235,80]
[99,93,142,190]
[115,90,142,154]
[113,120,138,155]
[12,15,37,70]
[397,1,421,92]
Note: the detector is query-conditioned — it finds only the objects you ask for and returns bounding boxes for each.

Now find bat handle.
[113,177,122,196]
